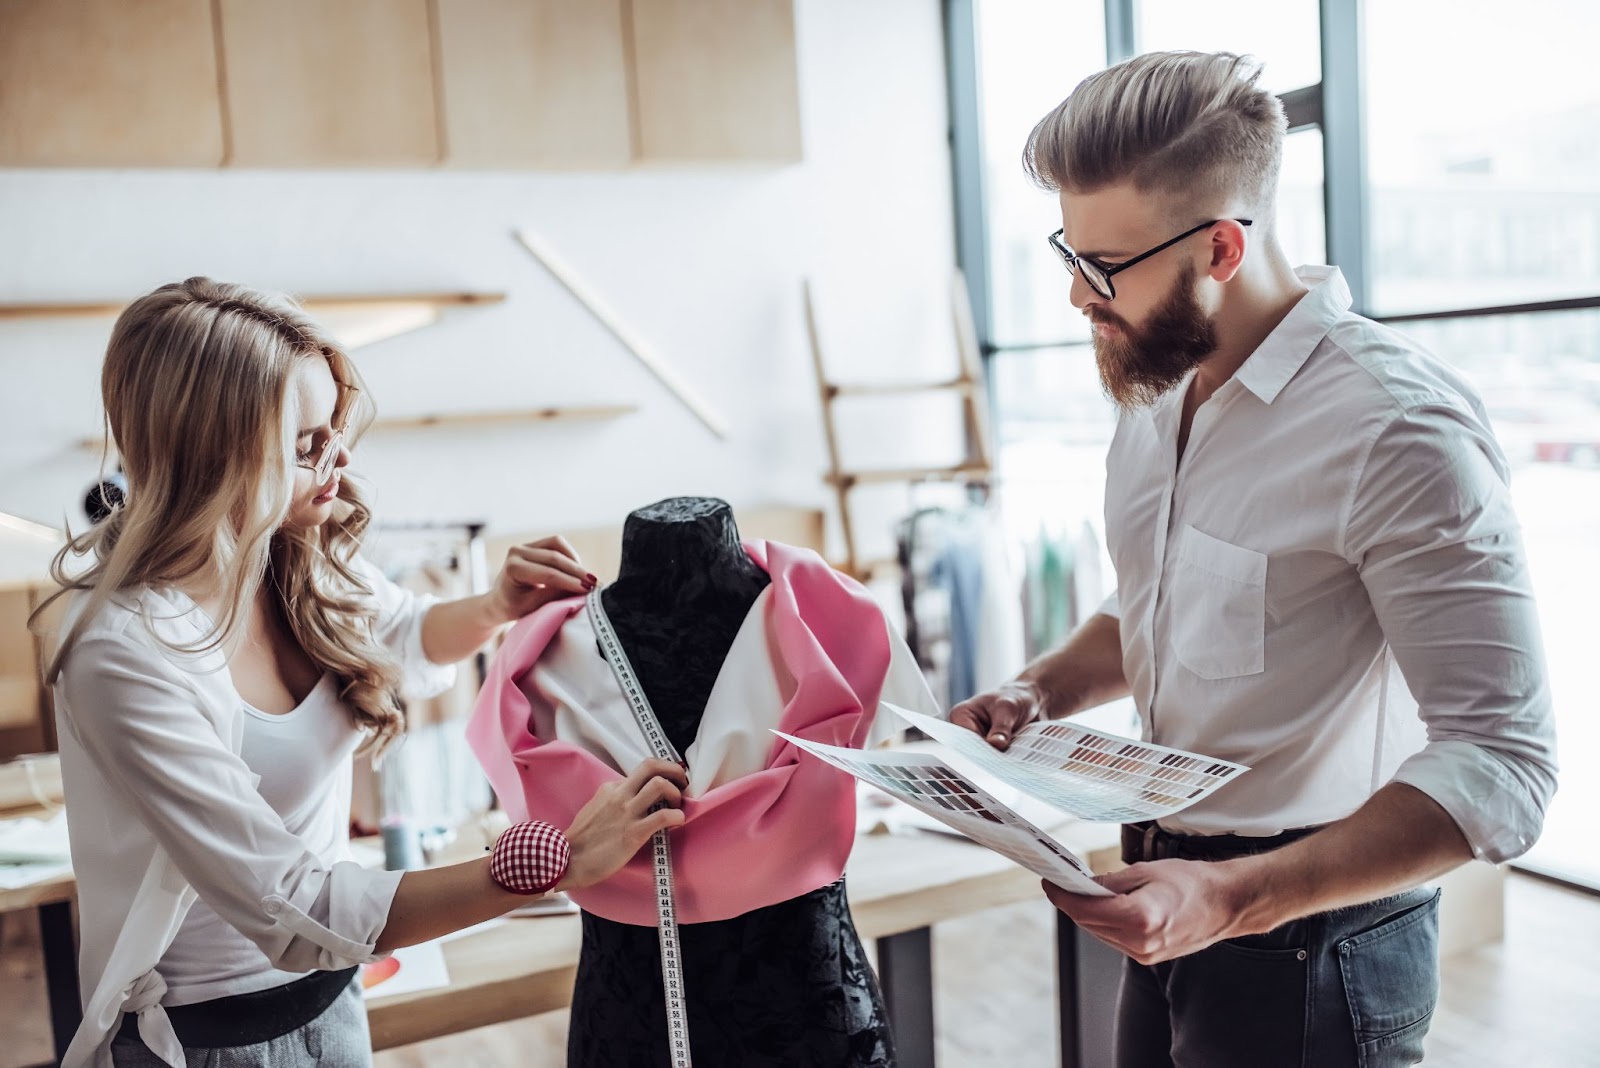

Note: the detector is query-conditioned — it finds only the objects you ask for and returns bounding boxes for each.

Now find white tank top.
[157,674,365,1005]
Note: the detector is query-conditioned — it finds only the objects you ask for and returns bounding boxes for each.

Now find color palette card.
[773,731,1110,896]
[886,704,1249,824]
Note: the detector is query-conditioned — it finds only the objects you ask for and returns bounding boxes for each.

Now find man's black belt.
[1121,820,1324,865]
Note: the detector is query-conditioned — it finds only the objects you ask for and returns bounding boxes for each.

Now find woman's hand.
[557,758,690,892]
[488,535,597,623]
[419,536,597,664]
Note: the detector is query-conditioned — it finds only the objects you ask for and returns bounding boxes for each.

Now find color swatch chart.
[889,704,1249,824]
[774,731,1109,896]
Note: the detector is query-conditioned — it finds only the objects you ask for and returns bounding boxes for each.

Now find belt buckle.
[1142,822,1161,862]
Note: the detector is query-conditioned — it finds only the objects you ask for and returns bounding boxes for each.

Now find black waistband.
[117,966,359,1050]
[1121,821,1324,865]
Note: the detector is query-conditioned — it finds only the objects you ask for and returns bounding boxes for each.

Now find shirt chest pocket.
[1169,525,1267,680]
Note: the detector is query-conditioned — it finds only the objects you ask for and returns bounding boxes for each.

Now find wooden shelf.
[825,378,975,400]
[368,406,637,431]
[0,292,507,350]
[76,404,635,452]
[827,463,992,490]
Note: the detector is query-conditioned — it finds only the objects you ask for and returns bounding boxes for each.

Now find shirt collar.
[1232,265,1351,405]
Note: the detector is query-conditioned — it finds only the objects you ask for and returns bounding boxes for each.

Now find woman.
[35,277,688,1068]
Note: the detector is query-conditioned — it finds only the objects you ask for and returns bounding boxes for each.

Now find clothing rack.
[360,521,496,853]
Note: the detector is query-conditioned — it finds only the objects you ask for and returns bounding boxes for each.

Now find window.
[1365,0,1600,314]
[1279,127,1326,267]
[1135,0,1321,93]
[975,0,1105,349]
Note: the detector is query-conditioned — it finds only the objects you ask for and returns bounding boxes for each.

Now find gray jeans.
[111,976,371,1068]
[1117,886,1443,1068]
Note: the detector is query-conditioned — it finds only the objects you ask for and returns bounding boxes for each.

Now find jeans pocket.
[1173,938,1309,1067]
[1337,889,1441,1067]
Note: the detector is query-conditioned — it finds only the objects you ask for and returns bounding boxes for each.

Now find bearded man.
[951,50,1557,1068]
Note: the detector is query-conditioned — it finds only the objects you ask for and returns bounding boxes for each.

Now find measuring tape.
[587,590,693,1068]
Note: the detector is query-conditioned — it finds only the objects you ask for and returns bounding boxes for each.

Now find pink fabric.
[466,540,890,925]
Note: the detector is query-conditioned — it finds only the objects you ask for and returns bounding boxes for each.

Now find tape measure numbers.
[587,591,693,1068]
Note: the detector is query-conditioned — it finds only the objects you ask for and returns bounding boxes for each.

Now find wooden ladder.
[803,271,995,579]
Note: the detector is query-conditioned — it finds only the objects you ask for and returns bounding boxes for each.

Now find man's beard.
[1090,261,1218,410]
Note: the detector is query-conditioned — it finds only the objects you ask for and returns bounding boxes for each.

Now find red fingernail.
[585,574,598,585]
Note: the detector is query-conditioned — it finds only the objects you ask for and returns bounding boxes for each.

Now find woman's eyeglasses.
[295,428,344,484]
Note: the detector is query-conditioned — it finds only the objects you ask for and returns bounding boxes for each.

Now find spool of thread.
[381,817,423,871]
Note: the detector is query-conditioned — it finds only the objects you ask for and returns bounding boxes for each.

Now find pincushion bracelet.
[487,820,572,895]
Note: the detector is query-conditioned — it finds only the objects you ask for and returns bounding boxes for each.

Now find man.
[952,51,1557,1067]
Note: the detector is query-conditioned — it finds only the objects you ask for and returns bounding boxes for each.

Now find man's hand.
[1043,859,1249,965]
[949,680,1046,750]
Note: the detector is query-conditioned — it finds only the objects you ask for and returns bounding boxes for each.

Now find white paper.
[775,732,1110,896]
[0,860,71,890]
[0,810,71,864]
[886,703,1249,823]
[361,939,452,999]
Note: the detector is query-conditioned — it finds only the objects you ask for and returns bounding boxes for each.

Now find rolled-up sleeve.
[352,557,456,701]
[1096,590,1121,619]
[1343,405,1558,863]
[59,634,405,971]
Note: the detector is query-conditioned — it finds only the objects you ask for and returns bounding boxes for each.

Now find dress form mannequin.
[600,497,770,757]
[568,497,895,1068]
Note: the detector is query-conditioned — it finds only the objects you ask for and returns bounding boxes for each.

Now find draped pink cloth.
[466,540,890,926]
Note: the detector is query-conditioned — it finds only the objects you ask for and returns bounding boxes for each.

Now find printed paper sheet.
[774,732,1110,896]
[886,704,1248,823]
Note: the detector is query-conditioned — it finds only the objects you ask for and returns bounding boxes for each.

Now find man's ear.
[1207,219,1250,283]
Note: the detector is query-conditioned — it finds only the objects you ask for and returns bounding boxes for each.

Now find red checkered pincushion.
[488,820,571,895]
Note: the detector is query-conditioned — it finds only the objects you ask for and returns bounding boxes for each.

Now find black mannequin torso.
[599,497,770,757]
[570,497,894,1068]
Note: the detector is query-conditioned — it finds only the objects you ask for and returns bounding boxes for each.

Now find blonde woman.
[35,277,688,1068]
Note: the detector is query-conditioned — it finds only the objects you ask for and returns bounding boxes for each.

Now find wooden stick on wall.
[511,229,729,440]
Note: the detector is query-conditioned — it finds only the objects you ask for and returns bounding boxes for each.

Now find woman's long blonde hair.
[36,277,406,752]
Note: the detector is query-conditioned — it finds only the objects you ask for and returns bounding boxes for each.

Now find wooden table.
[5,815,1125,1068]
[0,815,77,1067]
[365,823,1127,1066]
[3,806,1507,1067]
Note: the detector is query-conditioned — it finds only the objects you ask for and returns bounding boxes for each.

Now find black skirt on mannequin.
[565,498,895,1068]
[568,881,894,1067]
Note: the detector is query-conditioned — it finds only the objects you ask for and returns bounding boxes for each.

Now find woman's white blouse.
[52,559,454,1068]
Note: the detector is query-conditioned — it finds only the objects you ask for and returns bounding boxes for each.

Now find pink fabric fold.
[466,540,891,925]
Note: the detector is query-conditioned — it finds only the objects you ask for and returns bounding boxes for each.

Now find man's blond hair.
[1025,51,1286,222]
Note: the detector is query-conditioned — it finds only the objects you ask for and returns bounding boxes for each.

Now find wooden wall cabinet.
[629,0,802,164]
[0,0,225,166]
[434,0,634,169]
[219,0,441,167]
[0,0,803,169]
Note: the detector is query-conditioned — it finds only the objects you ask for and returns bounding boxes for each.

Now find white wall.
[0,0,958,575]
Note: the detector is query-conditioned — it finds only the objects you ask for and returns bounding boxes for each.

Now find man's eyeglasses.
[295,428,345,484]
[1047,218,1253,301]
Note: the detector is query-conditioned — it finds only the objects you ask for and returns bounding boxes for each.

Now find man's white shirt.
[1099,265,1556,862]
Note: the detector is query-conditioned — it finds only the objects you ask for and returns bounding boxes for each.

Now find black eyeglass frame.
[1046,218,1253,300]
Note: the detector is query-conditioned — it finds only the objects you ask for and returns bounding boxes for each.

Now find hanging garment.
[929,521,983,708]
[1072,518,1105,627]
[972,507,1025,696]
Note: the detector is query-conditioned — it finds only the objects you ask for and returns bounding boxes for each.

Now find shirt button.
[264,900,281,915]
